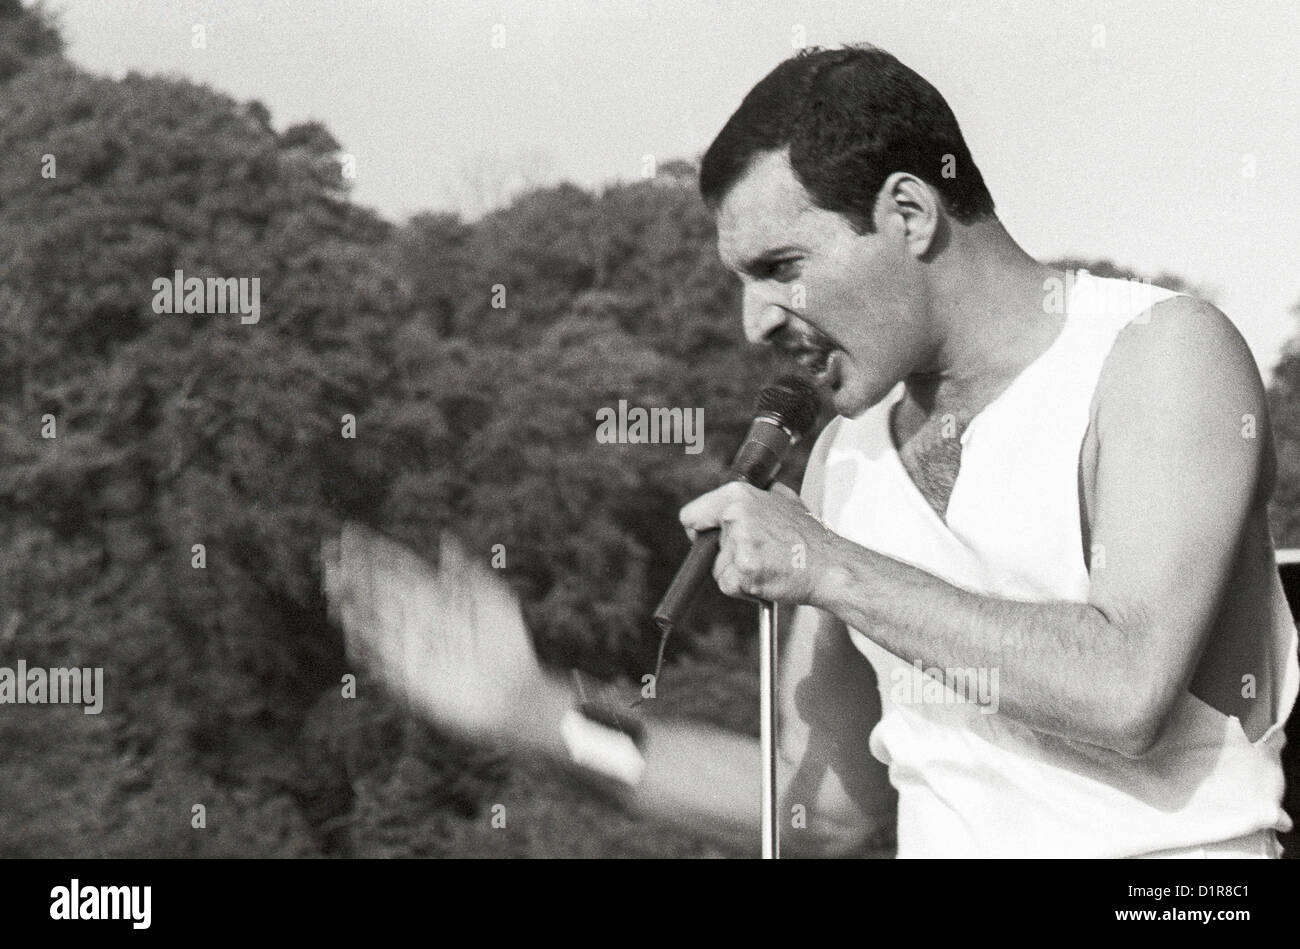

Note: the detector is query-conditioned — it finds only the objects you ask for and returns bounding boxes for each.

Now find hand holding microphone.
[653,375,820,632]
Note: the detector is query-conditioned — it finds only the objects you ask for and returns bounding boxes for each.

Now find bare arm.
[322,424,896,855]
[592,603,893,856]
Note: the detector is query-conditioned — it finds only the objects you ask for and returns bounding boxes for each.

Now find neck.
[908,218,1065,417]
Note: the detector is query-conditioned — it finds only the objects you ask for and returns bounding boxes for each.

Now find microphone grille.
[756,375,820,438]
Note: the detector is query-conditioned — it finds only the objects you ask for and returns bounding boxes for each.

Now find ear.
[877,172,940,257]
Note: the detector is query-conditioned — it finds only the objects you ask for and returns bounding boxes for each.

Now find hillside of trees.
[1,1,1296,857]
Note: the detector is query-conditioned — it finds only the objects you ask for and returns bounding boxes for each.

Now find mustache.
[767,322,837,354]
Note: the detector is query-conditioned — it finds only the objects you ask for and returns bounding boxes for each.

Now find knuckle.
[720,503,740,525]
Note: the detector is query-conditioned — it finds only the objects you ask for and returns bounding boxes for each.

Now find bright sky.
[55,0,1300,375]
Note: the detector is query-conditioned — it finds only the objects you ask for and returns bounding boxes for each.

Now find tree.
[0,0,62,83]
[1268,297,1300,546]
[0,55,409,856]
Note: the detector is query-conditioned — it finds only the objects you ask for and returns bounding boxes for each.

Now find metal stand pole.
[759,600,779,859]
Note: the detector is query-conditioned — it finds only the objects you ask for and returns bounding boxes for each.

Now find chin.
[828,372,894,420]
[830,385,872,419]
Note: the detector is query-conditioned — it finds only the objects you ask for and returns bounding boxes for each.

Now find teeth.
[796,348,831,374]
[813,349,837,384]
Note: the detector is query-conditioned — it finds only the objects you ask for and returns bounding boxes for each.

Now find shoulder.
[1096,295,1265,434]
[1092,294,1273,497]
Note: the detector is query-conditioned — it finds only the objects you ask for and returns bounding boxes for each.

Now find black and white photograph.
[2,0,1299,923]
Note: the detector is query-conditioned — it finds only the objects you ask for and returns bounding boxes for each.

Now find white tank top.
[812,271,1300,857]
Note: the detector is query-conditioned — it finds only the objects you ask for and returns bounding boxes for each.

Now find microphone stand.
[759,600,779,859]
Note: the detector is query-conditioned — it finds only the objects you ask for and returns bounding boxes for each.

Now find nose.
[742,283,787,345]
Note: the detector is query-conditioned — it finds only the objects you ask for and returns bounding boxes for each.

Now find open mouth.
[771,322,844,392]
[791,343,843,391]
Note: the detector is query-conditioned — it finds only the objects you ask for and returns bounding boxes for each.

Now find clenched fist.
[678,481,847,606]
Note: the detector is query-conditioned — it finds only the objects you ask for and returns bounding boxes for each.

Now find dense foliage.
[0,1,789,857]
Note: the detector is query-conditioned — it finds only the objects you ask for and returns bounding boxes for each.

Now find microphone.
[652,375,820,634]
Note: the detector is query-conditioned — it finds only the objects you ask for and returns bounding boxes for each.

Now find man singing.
[326,44,1298,858]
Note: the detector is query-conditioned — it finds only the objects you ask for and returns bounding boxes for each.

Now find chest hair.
[891,403,969,521]
[890,398,1101,553]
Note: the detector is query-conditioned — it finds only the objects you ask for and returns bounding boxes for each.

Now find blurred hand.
[321,523,553,748]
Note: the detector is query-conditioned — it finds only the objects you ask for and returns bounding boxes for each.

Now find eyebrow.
[731,245,804,276]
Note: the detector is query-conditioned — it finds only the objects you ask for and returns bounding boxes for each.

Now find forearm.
[811,539,1156,754]
[635,718,888,856]
[524,674,884,856]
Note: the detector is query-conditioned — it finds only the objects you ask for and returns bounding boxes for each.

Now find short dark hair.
[699,44,995,232]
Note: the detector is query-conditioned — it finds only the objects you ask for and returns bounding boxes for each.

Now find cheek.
[822,239,904,312]
[811,242,918,370]
[859,251,913,311]
[820,266,904,352]
[831,280,921,406]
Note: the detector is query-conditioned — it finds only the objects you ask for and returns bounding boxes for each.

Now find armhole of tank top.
[1077,334,1110,576]
[1078,438,1092,573]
